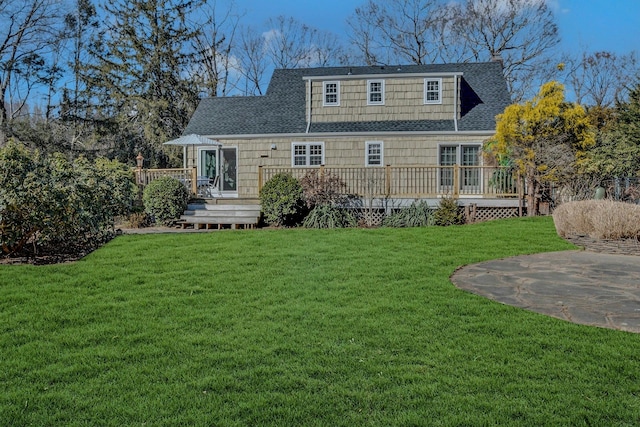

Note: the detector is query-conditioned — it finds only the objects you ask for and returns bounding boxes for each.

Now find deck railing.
[134,165,520,200]
[259,165,519,199]
[134,167,198,195]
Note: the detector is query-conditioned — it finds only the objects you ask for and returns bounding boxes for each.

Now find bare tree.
[347,0,442,65]
[237,16,349,95]
[191,0,242,97]
[448,0,560,100]
[565,50,639,108]
[262,16,349,69]
[263,16,314,69]
[237,25,269,95]
[348,0,560,99]
[0,0,66,144]
[306,31,352,68]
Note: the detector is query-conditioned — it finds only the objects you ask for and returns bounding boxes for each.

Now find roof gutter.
[306,80,312,133]
[202,130,495,140]
[302,72,464,81]
[453,74,459,132]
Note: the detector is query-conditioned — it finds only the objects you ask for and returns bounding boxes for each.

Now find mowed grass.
[1,217,639,426]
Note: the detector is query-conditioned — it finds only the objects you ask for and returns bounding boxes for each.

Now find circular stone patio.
[451,250,640,333]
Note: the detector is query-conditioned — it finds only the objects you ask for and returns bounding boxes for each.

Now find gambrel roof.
[184,62,511,137]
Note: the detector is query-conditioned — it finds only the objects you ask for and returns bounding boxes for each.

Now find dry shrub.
[126,212,151,228]
[300,170,348,208]
[553,200,640,240]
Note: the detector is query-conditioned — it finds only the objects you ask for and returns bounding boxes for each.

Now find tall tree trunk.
[526,176,539,217]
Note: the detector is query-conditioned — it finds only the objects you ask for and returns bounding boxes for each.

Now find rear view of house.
[153,60,519,227]
[182,61,511,200]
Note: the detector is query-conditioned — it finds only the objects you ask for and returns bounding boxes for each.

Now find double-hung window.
[292,142,324,167]
[323,81,340,106]
[367,80,385,105]
[365,141,383,166]
[424,78,442,104]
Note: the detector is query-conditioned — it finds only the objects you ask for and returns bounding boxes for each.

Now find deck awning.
[163,134,222,146]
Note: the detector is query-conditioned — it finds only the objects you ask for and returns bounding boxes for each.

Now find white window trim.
[291,142,325,167]
[365,141,384,167]
[323,81,340,106]
[437,143,483,194]
[437,143,482,166]
[367,79,385,105]
[424,78,442,105]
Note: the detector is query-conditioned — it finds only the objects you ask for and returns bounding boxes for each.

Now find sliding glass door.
[198,146,237,197]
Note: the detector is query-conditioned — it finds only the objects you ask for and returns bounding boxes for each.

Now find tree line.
[1,0,638,167]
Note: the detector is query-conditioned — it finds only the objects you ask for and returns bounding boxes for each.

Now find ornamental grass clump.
[303,204,357,229]
[553,200,640,240]
[382,201,433,227]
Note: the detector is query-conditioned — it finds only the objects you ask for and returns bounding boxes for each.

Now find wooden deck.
[259,165,520,199]
[178,200,261,230]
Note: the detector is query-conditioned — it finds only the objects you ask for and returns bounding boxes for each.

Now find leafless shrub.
[126,212,151,228]
[553,200,640,240]
[300,170,348,208]
[555,175,602,203]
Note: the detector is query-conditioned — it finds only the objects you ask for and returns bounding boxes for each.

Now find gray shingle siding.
[183,62,510,136]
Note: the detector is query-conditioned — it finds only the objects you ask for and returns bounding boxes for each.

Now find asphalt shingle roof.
[183,62,511,136]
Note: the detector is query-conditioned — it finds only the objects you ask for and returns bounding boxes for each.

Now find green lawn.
[1,217,639,426]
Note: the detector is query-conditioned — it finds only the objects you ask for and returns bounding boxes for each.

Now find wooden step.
[179,215,259,223]
[179,203,261,230]
[176,220,256,230]
[187,204,260,212]
[190,198,261,206]
[181,212,260,220]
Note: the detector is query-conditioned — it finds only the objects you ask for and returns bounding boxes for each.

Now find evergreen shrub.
[0,141,135,257]
[433,197,465,226]
[143,176,190,226]
[260,173,306,226]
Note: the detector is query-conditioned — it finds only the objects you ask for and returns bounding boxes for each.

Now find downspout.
[453,74,459,132]
[306,80,312,133]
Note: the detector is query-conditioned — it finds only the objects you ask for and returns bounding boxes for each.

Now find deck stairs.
[178,198,261,230]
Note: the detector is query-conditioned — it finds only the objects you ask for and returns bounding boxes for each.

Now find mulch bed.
[3,231,639,265]
[564,235,640,256]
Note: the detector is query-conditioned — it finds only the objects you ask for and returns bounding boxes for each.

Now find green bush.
[383,201,433,227]
[260,173,306,227]
[432,197,465,226]
[0,141,135,257]
[303,204,357,229]
[143,176,190,226]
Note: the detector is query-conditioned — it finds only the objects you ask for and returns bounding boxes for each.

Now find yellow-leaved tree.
[485,81,595,215]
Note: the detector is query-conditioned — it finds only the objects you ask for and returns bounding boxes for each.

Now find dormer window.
[367,80,385,105]
[424,78,442,104]
[323,81,340,106]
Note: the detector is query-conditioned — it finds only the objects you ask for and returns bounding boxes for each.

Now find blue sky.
[234,0,639,57]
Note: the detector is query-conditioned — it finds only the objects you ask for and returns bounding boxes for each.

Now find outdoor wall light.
[271,144,277,150]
